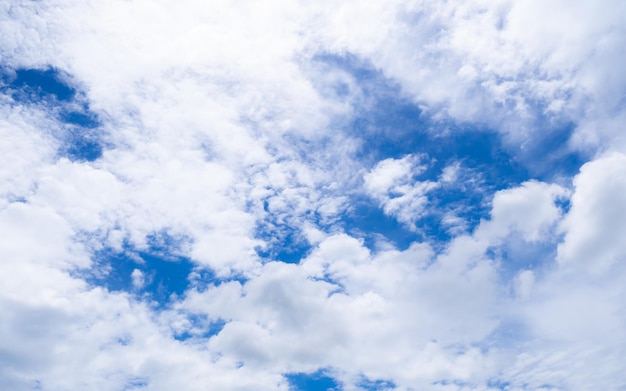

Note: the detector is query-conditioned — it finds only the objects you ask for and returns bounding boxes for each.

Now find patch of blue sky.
[255,232,313,264]
[432,379,474,388]
[61,109,100,128]
[487,316,531,345]
[512,120,587,181]
[311,52,380,93]
[88,244,195,307]
[0,66,103,161]
[307,54,584,251]
[333,51,583,179]
[3,67,76,102]
[123,377,149,390]
[144,230,192,258]
[423,179,488,233]
[537,384,562,390]
[285,370,341,391]
[349,96,532,194]
[487,379,511,390]
[338,165,490,253]
[172,313,226,342]
[250,53,583,268]
[5,195,27,204]
[553,196,572,215]
[356,377,396,391]
[254,208,314,264]
[62,128,103,162]
[306,271,347,296]
[85,230,249,308]
[490,234,559,281]
[341,195,422,251]
[187,267,248,293]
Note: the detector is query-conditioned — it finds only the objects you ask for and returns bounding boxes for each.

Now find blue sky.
[1,1,626,390]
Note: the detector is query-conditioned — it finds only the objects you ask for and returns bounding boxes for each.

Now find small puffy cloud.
[363,154,426,194]
[363,155,437,228]
[477,180,569,243]
[439,162,460,183]
[131,269,145,289]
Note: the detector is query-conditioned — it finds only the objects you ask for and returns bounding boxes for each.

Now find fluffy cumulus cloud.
[363,154,436,229]
[1,0,625,390]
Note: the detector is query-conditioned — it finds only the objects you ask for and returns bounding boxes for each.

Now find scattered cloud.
[1,1,626,390]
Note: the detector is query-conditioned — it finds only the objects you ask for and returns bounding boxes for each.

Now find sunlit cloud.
[1,1,626,390]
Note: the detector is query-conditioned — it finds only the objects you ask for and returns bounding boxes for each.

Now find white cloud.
[477,180,569,243]
[313,0,626,153]
[0,103,58,207]
[557,152,626,274]
[363,155,437,229]
[182,233,501,388]
[363,155,425,194]
[4,0,626,154]
[513,269,535,300]
[1,0,626,390]
[131,269,145,289]
[487,154,626,390]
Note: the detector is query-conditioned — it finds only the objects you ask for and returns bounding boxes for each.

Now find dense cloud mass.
[1,1,625,390]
